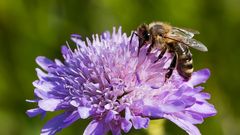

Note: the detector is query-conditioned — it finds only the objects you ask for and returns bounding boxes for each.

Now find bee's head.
[137,24,151,45]
[134,23,151,55]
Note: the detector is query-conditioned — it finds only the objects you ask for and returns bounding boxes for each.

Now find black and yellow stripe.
[176,44,193,80]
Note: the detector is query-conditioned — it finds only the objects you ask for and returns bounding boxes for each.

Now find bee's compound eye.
[144,33,150,40]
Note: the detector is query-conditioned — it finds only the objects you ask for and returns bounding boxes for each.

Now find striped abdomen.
[175,44,193,80]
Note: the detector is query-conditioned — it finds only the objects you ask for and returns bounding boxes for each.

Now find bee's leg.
[129,32,143,56]
[154,47,167,63]
[146,41,155,55]
[130,31,137,45]
[165,53,177,82]
[137,41,144,56]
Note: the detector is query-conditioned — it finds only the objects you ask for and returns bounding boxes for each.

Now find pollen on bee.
[185,68,194,73]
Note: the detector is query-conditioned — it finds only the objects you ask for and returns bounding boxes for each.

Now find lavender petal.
[164,114,201,135]
[131,116,150,129]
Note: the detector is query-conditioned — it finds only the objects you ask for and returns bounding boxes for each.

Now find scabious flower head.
[27,27,216,135]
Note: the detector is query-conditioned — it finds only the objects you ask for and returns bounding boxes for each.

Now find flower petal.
[26,108,45,117]
[33,80,53,93]
[188,69,210,86]
[71,34,82,45]
[78,106,92,119]
[162,100,188,112]
[38,99,61,111]
[144,99,186,114]
[101,31,111,40]
[175,112,204,124]
[83,120,108,135]
[194,92,211,101]
[121,119,132,133]
[108,120,122,135]
[41,112,78,135]
[131,116,149,129]
[105,110,118,123]
[187,102,217,117]
[142,105,164,118]
[36,56,56,71]
[34,89,50,99]
[62,111,80,128]
[125,107,132,120]
[164,114,201,135]
[36,68,48,80]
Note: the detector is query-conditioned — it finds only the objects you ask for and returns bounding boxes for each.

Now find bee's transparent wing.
[172,27,199,38]
[173,27,200,34]
[183,38,208,52]
[167,34,208,52]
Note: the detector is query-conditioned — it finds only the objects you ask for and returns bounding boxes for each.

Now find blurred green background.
[0,0,240,135]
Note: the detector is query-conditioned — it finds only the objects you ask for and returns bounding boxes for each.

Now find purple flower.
[26,27,216,135]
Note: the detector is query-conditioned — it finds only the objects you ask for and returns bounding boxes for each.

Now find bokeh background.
[0,0,240,135]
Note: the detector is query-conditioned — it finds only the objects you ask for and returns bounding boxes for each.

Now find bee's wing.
[183,38,208,52]
[172,27,199,38]
[173,27,200,34]
[167,34,208,52]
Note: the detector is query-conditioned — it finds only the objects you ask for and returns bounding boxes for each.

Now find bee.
[132,22,208,81]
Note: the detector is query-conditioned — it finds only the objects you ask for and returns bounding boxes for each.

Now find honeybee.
[132,22,208,81]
